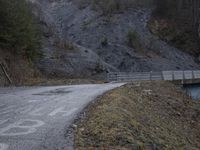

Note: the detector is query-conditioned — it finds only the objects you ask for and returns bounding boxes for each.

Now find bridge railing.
[107,70,200,82]
[107,71,163,82]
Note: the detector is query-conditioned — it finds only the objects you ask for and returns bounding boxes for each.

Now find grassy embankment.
[75,81,200,149]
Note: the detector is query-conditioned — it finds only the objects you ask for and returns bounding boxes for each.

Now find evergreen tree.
[0,0,40,60]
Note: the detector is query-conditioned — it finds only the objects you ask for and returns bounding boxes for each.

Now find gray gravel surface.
[0,83,124,150]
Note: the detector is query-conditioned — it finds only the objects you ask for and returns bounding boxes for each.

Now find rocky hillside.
[30,0,200,79]
[1,0,199,86]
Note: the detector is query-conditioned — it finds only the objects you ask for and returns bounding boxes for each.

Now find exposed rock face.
[31,0,114,78]
[30,0,200,78]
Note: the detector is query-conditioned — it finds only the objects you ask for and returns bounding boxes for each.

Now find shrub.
[76,0,154,15]
[101,36,108,47]
[95,0,153,14]
[127,29,142,50]
[54,36,75,50]
[0,0,41,61]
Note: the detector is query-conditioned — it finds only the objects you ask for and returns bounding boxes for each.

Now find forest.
[155,0,200,37]
[150,0,200,55]
[0,0,40,61]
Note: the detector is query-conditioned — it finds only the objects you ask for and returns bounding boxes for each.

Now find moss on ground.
[74,81,200,149]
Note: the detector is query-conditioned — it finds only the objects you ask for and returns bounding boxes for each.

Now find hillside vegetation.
[150,0,200,56]
[76,0,154,14]
[1,0,200,85]
[0,0,40,61]
[0,0,41,85]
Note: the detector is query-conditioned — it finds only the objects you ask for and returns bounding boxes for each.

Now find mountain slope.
[30,0,200,78]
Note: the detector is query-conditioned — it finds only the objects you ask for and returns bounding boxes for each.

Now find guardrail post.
[150,71,152,80]
[107,73,110,82]
[172,71,174,81]
[192,71,194,80]
[161,71,164,80]
[182,71,185,84]
[192,70,195,83]
[115,73,118,81]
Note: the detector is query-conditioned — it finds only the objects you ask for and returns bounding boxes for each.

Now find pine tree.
[0,0,40,60]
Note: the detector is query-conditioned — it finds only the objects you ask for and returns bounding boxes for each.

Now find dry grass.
[0,48,103,86]
[74,81,200,149]
[0,48,42,86]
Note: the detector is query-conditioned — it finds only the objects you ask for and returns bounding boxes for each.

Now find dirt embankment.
[0,48,105,86]
[74,81,200,149]
[0,49,42,86]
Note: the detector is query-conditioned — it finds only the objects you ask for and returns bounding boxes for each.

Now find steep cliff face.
[30,0,114,79]
[30,0,200,78]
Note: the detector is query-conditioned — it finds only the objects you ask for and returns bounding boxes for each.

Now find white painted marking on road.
[0,105,16,112]
[17,106,34,114]
[0,119,45,136]
[0,110,12,115]
[0,106,16,114]
[29,98,48,103]
[0,119,8,125]
[0,104,5,108]
[0,108,15,116]
[28,100,39,103]
[49,107,78,117]
[29,107,44,116]
[0,105,20,116]
[62,108,78,117]
[0,143,9,150]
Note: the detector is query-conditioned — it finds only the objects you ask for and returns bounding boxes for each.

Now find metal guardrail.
[107,70,200,82]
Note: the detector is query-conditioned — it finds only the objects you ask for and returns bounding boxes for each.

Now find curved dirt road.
[0,83,124,150]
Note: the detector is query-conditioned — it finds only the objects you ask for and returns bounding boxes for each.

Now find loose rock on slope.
[30,0,200,78]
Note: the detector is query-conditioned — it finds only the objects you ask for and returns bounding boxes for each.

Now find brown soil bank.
[0,49,42,86]
[74,81,200,149]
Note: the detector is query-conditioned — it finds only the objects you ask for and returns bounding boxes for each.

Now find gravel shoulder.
[74,81,200,149]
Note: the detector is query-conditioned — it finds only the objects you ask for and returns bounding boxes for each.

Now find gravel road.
[0,83,124,150]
